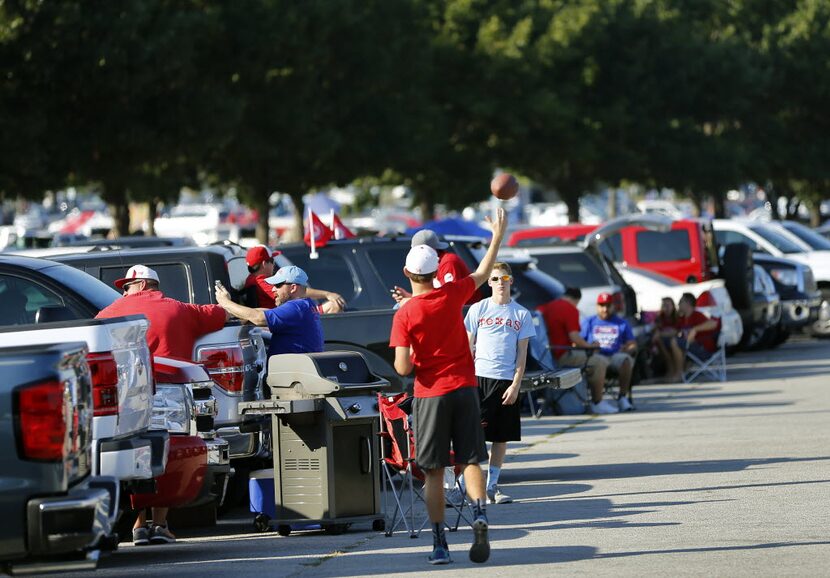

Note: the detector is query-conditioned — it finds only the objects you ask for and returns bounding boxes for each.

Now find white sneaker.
[617,396,634,412]
[590,399,619,414]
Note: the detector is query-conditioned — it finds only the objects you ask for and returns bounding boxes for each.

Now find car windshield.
[749,224,805,254]
[781,222,830,251]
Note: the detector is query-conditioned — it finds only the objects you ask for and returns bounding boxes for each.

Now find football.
[490,173,519,200]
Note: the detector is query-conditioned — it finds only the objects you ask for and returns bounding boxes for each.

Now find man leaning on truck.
[96,264,229,545]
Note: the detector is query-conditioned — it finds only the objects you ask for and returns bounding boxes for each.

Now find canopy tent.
[405,217,491,239]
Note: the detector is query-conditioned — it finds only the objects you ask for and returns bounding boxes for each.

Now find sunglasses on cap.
[489,275,512,283]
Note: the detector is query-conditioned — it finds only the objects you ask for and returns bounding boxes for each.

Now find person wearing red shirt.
[677,292,720,360]
[390,207,506,566]
[95,264,228,546]
[537,287,617,414]
[243,245,346,313]
[391,229,483,306]
[652,297,684,382]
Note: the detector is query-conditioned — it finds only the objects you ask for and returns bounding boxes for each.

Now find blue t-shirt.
[264,298,324,357]
[581,315,634,356]
[464,299,536,380]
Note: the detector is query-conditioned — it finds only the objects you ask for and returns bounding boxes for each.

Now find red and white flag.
[304,210,333,248]
[331,213,356,240]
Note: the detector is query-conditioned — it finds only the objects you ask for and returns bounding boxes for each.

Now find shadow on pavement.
[510,456,830,483]
[594,540,830,560]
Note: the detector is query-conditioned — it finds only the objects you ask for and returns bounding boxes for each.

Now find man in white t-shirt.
[463,262,536,504]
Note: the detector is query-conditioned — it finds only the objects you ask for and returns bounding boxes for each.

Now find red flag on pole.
[331,214,356,240]
[304,210,333,248]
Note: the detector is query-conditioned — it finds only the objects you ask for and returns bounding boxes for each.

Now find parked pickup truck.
[0,257,168,498]
[51,247,268,463]
[0,342,119,575]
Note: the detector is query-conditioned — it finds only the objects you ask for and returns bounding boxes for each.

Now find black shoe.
[469,515,490,563]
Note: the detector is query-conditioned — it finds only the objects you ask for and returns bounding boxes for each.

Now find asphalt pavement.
[70,336,830,577]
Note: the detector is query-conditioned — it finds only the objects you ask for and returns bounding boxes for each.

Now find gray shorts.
[412,386,488,471]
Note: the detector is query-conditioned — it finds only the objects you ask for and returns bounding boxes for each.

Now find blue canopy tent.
[405,217,491,240]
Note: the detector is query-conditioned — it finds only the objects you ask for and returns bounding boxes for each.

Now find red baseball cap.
[596,292,613,305]
[246,245,280,267]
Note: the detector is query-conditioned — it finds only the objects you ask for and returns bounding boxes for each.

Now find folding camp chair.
[378,393,472,538]
[683,327,727,383]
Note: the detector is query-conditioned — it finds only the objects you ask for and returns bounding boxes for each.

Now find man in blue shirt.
[581,292,637,411]
[215,265,324,357]
[463,262,536,504]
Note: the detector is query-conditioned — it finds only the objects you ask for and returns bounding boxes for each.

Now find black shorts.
[478,376,522,443]
[412,386,488,471]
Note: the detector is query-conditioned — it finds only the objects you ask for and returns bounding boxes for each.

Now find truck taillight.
[87,352,119,417]
[197,345,245,393]
[16,380,67,461]
[697,291,715,307]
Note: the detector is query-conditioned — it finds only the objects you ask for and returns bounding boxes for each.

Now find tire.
[722,244,754,310]
[372,519,386,532]
[277,525,291,537]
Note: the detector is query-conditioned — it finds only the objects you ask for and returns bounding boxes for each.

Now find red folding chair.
[378,393,472,538]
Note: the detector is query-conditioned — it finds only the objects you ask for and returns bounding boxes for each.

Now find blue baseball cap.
[265,265,309,287]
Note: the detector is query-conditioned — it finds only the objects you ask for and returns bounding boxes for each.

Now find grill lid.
[266,352,389,399]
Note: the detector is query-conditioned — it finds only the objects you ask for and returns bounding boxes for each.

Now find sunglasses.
[489,275,512,283]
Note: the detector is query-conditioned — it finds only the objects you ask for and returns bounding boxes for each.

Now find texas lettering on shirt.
[590,324,620,349]
[476,316,523,331]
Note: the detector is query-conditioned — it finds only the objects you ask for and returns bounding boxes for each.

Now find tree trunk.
[712,193,726,219]
[255,196,270,244]
[607,188,617,219]
[146,199,158,236]
[418,194,434,223]
[288,191,305,242]
[564,193,580,223]
[109,202,130,237]
[809,204,821,228]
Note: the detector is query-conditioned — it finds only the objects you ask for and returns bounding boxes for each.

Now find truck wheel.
[722,244,753,310]
[277,525,291,537]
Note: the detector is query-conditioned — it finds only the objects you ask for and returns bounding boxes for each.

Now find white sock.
[487,466,501,491]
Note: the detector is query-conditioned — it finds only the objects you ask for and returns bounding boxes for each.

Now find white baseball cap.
[405,244,439,275]
[114,264,160,290]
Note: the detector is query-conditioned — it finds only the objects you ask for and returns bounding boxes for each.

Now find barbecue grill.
[240,351,389,536]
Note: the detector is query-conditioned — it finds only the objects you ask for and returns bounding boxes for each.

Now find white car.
[617,266,743,346]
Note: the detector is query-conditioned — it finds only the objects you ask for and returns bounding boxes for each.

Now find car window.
[532,252,608,287]
[100,264,193,303]
[0,274,72,325]
[598,233,623,261]
[715,230,765,253]
[508,266,564,310]
[364,246,411,292]
[635,230,691,263]
[40,263,120,310]
[749,224,805,254]
[227,256,249,291]
[782,222,830,250]
[281,250,358,302]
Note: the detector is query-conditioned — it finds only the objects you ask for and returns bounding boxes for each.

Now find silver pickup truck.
[0,342,119,575]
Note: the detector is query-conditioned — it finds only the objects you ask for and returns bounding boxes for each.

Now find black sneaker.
[469,515,490,563]
[429,545,451,565]
[132,526,150,546]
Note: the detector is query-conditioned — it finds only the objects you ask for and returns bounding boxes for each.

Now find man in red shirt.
[537,287,618,414]
[391,229,483,306]
[243,245,345,313]
[677,292,720,359]
[96,264,228,545]
[390,207,506,566]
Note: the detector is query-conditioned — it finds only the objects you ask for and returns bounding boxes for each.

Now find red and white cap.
[114,265,160,290]
[246,245,280,267]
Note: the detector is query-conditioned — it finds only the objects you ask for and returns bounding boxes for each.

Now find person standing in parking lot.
[390,207,507,566]
[463,261,535,505]
[95,264,229,546]
[216,265,323,358]
[244,244,346,313]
